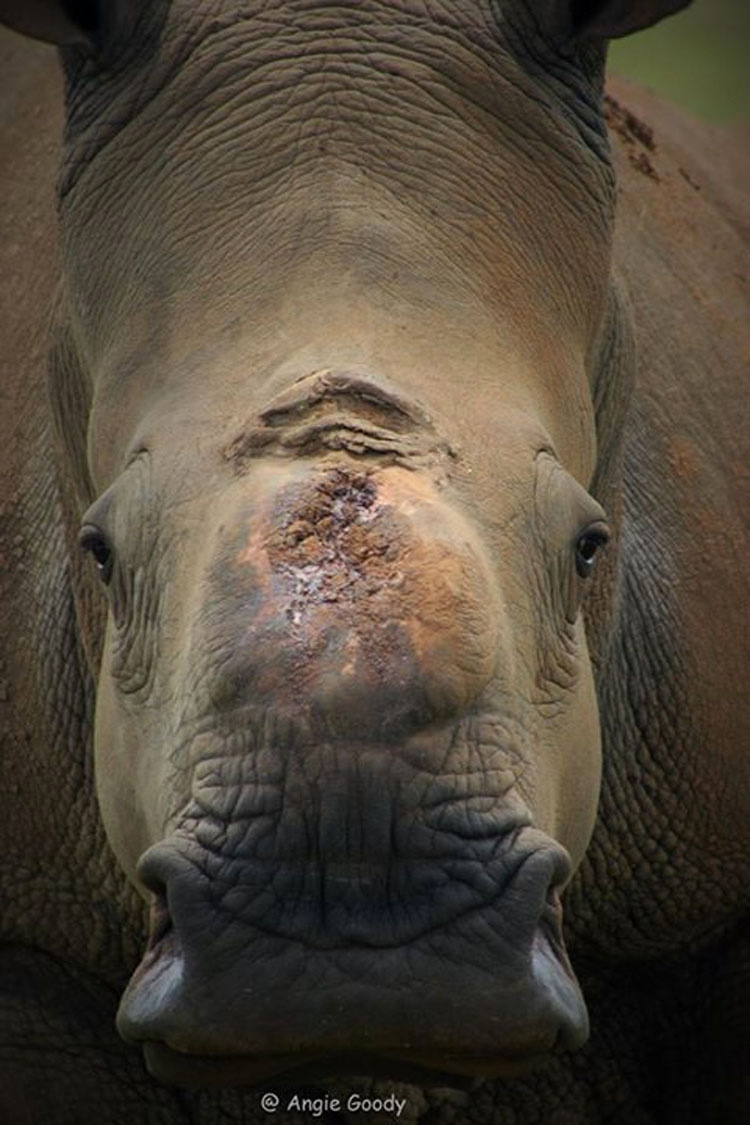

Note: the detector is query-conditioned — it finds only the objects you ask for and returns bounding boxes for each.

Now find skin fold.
[0,1,748,1121]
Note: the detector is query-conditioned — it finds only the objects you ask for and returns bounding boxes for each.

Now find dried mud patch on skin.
[605,94,660,181]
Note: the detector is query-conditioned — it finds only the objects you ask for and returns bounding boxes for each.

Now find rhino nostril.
[540,886,569,966]
[146,887,173,953]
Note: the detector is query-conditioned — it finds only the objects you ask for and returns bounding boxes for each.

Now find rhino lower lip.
[141,1042,549,1089]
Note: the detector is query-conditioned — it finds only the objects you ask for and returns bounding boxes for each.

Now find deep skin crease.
[1,1,749,1123]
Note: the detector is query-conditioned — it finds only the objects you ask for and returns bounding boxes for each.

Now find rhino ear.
[572,0,692,39]
[0,0,98,46]
[0,0,139,48]
[533,0,692,41]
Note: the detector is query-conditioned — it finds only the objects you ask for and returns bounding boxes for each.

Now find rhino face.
[88,400,605,1084]
[43,0,648,1088]
[88,383,605,1082]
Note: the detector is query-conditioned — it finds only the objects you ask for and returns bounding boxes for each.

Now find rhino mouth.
[140,1043,550,1089]
[118,837,588,1087]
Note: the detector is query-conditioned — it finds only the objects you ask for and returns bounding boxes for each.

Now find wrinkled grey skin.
[1,1,749,1122]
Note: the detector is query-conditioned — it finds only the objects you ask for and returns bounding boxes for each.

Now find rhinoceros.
[1,0,748,1122]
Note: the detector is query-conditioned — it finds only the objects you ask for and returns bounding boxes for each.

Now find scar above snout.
[224,369,458,470]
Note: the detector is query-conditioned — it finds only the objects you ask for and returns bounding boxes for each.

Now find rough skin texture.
[1,3,748,1123]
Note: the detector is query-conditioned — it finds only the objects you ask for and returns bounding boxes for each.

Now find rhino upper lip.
[134,831,572,981]
[135,816,564,951]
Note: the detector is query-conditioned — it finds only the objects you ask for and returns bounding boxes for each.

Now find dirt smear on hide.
[266,466,403,624]
[605,94,660,181]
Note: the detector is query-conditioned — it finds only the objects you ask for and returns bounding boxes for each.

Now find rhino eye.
[575,523,610,579]
[79,525,114,584]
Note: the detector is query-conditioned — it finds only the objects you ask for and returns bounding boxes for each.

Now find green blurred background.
[609,0,749,122]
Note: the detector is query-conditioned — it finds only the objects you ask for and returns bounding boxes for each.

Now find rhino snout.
[203,460,505,741]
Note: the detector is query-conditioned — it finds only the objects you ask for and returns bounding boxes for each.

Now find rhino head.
[4,0,689,1090]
